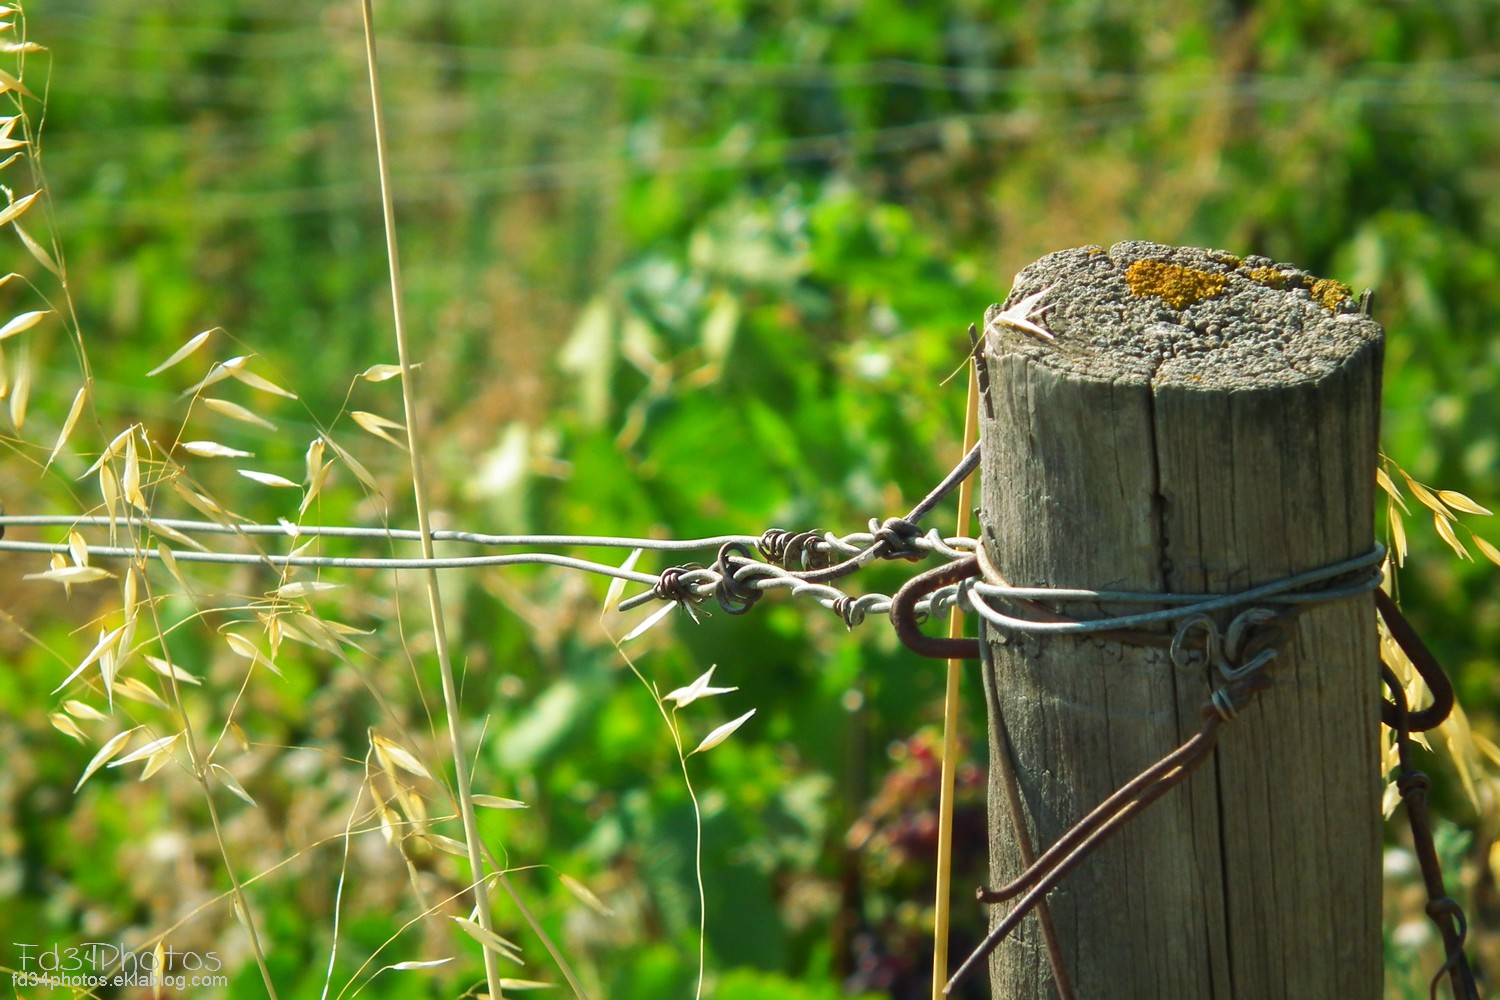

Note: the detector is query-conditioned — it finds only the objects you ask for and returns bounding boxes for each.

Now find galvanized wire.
[0,513,976,628]
[964,541,1386,636]
[0,538,669,583]
[0,514,764,552]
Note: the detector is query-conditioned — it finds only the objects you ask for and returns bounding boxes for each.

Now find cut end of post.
[985,241,1383,390]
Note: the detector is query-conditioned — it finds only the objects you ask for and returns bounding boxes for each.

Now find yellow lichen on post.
[1245,266,1292,289]
[1124,259,1230,309]
[1244,267,1353,311]
[1123,256,1354,314]
[1310,277,1355,311]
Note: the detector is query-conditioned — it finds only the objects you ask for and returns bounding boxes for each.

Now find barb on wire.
[757,528,834,570]
[617,527,979,615]
[713,542,764,615]
[751,440,981,586]
[626,533,977,630]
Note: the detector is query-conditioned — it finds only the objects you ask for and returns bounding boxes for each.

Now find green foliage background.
[2,1,1498,997]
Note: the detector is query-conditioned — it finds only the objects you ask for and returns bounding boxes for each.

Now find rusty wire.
[1378,591,1481,1000]
[615,525,976,617]
[630,531,978,629]
[944,605,1288,993]
[1385,667,1481,1000]
[877,539,1454,996]
[975,616,1074,1000]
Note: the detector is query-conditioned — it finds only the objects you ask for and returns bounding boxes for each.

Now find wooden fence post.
[976,241,1384,999]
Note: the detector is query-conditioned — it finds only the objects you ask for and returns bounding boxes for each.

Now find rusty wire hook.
[888,554,981,659]
[1382,664,1480,1000]
[1376,589,1454,733]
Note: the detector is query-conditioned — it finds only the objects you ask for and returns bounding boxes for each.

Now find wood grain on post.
[977,241,1384,999]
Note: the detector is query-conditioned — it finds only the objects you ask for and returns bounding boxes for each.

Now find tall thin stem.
[358,4,503,997]
[932,363,979,998]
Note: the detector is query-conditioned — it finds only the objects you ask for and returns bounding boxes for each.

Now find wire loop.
[870,516,926,561]
[652,563,708,605]
[712,542,764,615]
[758,528,833,570]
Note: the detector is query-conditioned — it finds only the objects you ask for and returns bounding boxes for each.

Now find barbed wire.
[0,513,976,630]
[618,527,979,629]
[0,510,1389,635]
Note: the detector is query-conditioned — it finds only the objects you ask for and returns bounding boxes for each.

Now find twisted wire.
[626,547,969,628]
[757,528,832,570]
[0,513,975,630]
[964,541,1385,637]
[1,509,1380,638]
[618,529,978,613]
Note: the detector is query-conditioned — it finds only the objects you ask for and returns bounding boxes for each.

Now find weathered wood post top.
[976,241,1384,999]
[986,240,1378,388]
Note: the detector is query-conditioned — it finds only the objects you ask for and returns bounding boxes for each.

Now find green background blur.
[2,1,1497,997]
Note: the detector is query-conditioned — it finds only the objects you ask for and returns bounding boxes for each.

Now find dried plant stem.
[136,562,283,999]
[358,4,503,998]
[932,363,979,998]
[12,9,277,992]
[480,860,592,1000]
[12,10,94,390]
[199,763,283,996]
[611,639,707,1000]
